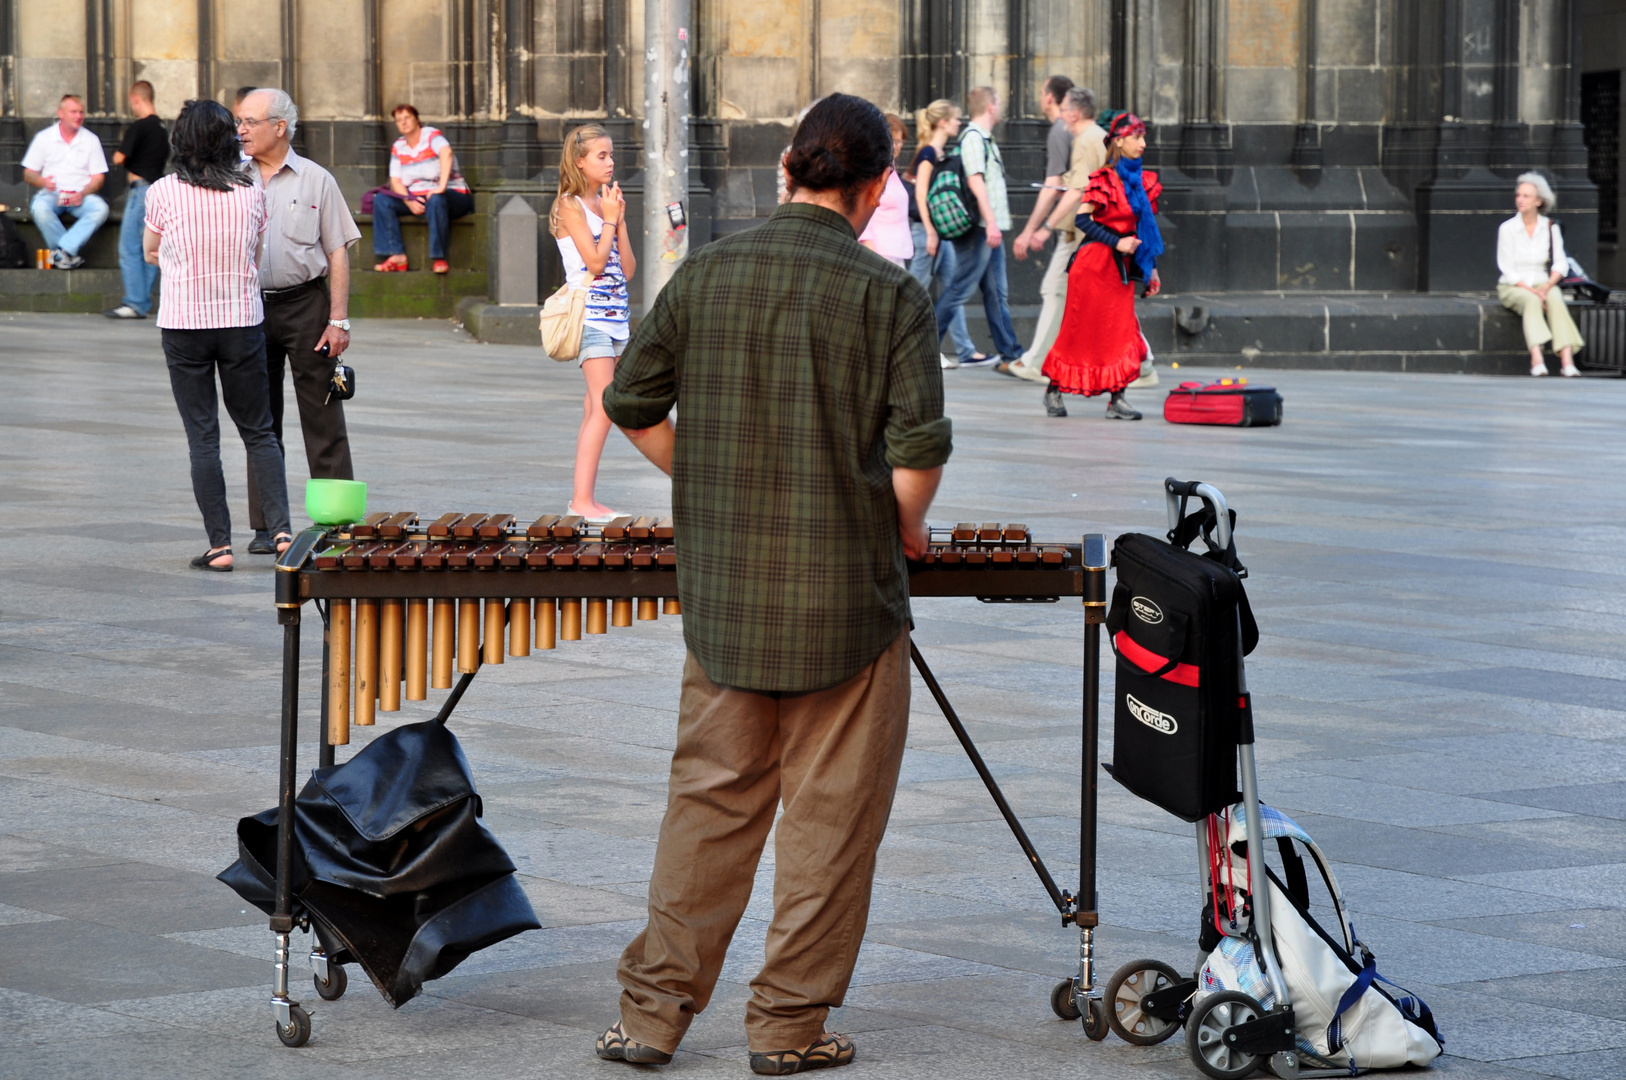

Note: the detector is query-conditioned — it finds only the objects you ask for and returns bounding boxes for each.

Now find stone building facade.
[1,0,1621,293]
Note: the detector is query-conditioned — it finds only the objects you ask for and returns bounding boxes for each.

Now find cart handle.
[1164,478,1231,551]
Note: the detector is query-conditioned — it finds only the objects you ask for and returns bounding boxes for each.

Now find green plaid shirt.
[604,203,953,692]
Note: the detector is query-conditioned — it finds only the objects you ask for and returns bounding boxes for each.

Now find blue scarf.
[1115,156,1164,280]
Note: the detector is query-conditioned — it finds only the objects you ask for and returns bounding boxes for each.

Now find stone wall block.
[1318,0,1376,66]
[820,1,896,57]
[721,57,802,120]
[817,58,898,111]
[1351,212,1418,291]
[1224,211,1281,290]
[725,3,804,59]
[1329,67,1385,125]
[132,61,202,119]
[1225,68,1298,124]
[1227,0,1300,69]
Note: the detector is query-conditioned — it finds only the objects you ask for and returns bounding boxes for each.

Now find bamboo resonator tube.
[379,599,403,713]
[354,599,378,727]
[328,589,681,740]
[327,600,351,745]
[406,598,428,700]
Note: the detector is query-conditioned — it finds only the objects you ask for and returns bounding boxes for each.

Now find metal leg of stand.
[910,644,1070,914]
[318,601,335,769]
[1075,533,1107,1010]
[271,615,305,1036]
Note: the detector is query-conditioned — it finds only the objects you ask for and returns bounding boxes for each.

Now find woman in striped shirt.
[144,98,291,571]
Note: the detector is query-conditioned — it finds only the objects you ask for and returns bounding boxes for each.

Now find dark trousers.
[247,280,354,531]
[162,324,290,548]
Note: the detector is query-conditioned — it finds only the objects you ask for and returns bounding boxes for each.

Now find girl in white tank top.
[551,125,638,523]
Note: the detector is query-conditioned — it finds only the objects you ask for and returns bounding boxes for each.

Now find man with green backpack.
[933,87,1022,369]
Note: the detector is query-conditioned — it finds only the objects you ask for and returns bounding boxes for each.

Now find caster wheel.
[1186,990,1262,1080]
[1081,997,1109,1041]
[276,1004,312,1048]
[314,962,347,1001]
[1050,978,1082,1020]
[1106,958,1184,1045]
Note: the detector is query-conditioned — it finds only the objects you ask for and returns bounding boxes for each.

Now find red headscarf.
[1105,112,1146,145]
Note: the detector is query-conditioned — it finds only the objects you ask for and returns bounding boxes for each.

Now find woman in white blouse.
[1497,172,1584,376]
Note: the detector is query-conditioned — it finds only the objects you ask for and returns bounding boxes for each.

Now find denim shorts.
[579,324,628,363]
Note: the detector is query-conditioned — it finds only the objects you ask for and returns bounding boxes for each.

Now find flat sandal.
[190,546,233,572]
[750,1033,855,1076]
[594,1021,673,1065]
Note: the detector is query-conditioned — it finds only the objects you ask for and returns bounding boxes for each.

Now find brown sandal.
[595,1021,673,1065]
[750,1032,855,1075]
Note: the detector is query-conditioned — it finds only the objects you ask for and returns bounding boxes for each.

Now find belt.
[261,277,328,305]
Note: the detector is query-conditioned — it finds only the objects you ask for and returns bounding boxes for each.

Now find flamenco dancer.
[1030,111,1163,419]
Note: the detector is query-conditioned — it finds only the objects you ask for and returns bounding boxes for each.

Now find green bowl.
[306,478,368,525]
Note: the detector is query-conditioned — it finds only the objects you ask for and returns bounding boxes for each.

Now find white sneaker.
[940,354,961,370]
[1012,360,1049,384]
[1129,358,1160,389]
[51,249,84,270]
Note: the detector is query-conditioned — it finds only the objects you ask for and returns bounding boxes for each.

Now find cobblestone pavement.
[2,313,1624,1079]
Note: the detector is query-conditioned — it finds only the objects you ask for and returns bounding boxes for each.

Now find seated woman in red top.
[1036,111,1163,419]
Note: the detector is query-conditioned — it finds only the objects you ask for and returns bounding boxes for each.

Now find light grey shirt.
[959,120,1010,231]
[1045,117,1072,178]
[253,147,361,291]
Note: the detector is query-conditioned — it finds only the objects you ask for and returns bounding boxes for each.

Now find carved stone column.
[1290,0,1322,182]
[499,0,539,180]
[0,0,20,184]
[1178,0,1228,184]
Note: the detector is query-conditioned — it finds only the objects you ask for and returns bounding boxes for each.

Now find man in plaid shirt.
[598,94,952,1075]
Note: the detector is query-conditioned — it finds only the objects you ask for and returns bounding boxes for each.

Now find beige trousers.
[616,629,911,1054]
[1498,283,1585,354]
[1018,234,1082,368]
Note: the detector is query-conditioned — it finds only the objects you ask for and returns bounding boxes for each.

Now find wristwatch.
[328,319,351,332]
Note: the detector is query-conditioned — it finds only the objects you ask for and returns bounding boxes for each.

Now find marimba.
[264,514,1111,1043]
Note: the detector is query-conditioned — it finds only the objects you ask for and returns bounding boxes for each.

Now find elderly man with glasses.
[235,88,361,556]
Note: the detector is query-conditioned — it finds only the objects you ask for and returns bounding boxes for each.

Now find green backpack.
[924,142,981,241]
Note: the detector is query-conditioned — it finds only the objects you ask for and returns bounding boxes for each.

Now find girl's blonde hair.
[551,123,612,231]
[915,99,959,151]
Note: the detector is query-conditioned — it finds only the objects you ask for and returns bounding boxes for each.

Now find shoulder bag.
[539,281,588,361]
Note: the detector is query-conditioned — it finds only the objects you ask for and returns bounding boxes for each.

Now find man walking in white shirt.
[22,95,110,270]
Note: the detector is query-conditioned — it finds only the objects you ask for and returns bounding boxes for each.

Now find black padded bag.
[0,214,27,269]
[1105,513,1258,822]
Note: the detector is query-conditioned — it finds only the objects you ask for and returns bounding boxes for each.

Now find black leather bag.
[0,213,28,269]
[1104,515,1258,822]
[218,717,539,1006]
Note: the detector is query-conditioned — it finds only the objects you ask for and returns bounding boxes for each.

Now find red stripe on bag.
[1115,631,1201,687]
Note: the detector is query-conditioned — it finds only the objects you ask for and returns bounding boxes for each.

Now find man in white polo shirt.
[22,94,110,270]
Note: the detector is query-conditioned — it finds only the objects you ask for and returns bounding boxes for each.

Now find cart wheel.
[1106,958,1185,1045]
[314,962,347,1001]
[1082,997,1110,1041]
[1186,991,1262,1080]
[275,1004,312,1048]
[1050,978,1082,1020]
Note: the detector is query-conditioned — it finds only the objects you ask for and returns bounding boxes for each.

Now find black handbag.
[1103,510,1258,822]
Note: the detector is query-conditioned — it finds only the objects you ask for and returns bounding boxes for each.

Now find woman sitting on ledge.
[372,104,473,275]
[1497,171,1584,377]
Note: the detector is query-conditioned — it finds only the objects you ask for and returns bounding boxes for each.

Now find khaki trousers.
[1018,234,1081,368]
[1498,283,1585,354]
[617,629,911,1054]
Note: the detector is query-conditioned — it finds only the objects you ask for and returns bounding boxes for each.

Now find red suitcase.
[1163,379,1283,427]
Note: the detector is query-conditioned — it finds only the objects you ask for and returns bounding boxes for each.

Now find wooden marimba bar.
[276,512,1083,747]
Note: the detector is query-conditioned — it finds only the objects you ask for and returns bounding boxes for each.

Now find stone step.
[954,292,1558,376]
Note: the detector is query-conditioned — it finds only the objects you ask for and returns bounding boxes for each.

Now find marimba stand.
[264,519,1109,1046]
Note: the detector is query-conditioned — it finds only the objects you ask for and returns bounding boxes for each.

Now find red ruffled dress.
[1041,166,1161,396]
